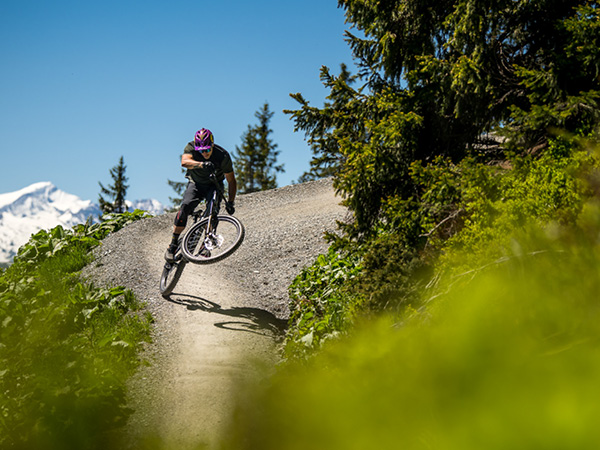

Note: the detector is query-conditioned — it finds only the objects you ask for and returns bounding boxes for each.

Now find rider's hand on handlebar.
[225,201,235,215]
[203,161,215,171]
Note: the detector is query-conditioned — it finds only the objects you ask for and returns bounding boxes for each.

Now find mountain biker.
[165,128,237,262]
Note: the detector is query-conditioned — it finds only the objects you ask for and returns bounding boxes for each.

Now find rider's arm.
[181,153,210,170]
[225,171,237,203]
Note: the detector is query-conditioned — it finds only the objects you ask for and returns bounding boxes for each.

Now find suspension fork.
[204,174,224,233]
[204,190,217,229]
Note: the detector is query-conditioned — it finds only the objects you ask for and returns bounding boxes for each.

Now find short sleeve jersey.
[183,142,234,185]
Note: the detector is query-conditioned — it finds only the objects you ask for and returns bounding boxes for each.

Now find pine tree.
[289,64,356,183]
[98,156,129,214]
[286,0,600,234]
[234,103,284,194]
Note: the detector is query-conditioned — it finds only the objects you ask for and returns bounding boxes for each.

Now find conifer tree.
[98,156,129,214]
[234,103,284,194]
[286,0,600,234]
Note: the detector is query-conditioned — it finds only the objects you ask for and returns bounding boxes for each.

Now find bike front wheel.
[181,214,244,264]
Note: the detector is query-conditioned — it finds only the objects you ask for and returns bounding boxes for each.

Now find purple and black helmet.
[194,128,214,151]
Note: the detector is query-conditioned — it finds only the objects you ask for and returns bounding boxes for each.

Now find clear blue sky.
[0,0,354,206]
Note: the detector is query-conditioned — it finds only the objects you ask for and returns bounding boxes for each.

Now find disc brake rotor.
[204,234,224,250]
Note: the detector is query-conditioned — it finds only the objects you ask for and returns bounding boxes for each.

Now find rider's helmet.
[194,128,214,152]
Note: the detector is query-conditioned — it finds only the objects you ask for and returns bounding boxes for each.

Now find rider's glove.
[225,201,235,215]
[203,161,215,171]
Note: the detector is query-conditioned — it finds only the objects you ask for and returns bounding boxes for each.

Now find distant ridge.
[0,182,164,265]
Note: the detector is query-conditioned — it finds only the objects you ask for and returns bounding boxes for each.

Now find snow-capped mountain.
[127,198,165,215]
[0,182,164,265]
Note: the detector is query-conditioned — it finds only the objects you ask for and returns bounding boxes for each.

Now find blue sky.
[0,0,354,206]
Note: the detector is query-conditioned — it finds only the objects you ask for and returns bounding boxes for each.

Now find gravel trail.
[82,178,348,449]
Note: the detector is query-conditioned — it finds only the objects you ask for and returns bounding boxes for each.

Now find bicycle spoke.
[187,226,206,257]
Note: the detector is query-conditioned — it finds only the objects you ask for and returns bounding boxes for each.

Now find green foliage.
[441,137,599,275]
[285,134,599,360]
[289,67,428,233]
[286,65,359,183]
[0,210,152,449]
[503,2,600,149]
[223,140,600,450]
[234,102,284,193]
[354,135,599,311]
[225,213,600,449]
[287,0,600,236]
[286,248,363,359]
[228,1,600,445]
[99,155,129,214]
[10,210,150,269]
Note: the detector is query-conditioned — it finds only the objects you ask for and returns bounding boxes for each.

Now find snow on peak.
[126,198,165,215]
[0,182,96,219]
[0,182,165,265]
[0,181,54,209]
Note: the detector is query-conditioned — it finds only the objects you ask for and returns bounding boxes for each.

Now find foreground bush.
[225,194,600,449]
[285,136,599,358]
[0,211,152,449]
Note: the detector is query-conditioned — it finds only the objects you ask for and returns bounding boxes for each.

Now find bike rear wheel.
[159,242,187,297]
[181,214,244,264]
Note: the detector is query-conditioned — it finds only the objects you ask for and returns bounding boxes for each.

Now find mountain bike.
[159,173,244,297]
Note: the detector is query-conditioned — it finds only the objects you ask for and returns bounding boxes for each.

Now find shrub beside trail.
[0,211,153,450]
[223,139,600,449]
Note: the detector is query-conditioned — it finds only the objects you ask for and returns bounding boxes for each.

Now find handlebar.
[208,172,226,198]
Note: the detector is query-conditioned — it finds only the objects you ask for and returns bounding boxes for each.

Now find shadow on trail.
[166,293,287,338]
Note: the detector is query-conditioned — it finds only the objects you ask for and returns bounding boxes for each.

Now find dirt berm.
[82,178,348,449]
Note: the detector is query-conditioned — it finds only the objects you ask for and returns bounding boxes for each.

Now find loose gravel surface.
[82,178,348,449]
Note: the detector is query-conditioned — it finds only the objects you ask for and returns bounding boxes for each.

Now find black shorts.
[174,181,223,227]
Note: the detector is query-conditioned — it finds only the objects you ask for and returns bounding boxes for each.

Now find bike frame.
[191,173,224,234]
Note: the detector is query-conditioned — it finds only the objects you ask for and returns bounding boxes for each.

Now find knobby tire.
[159,238,186,297]
[159,259,186,297]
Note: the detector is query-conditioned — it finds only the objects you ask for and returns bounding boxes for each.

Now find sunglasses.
[195,146,213,153]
